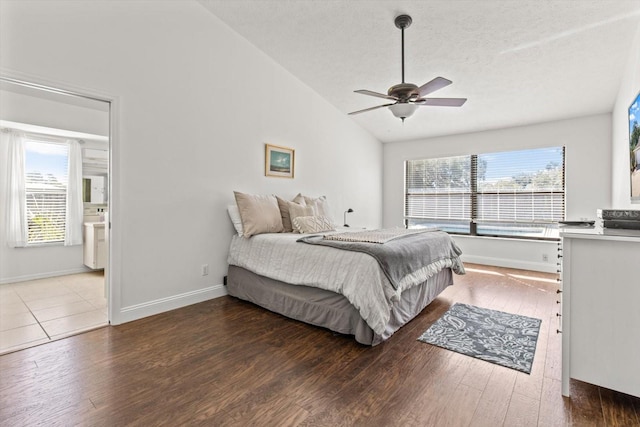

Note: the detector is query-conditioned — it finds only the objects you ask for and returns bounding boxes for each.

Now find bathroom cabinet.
[84,222,106,270]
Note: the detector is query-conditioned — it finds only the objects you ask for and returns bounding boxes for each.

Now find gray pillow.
[276,194,306,232]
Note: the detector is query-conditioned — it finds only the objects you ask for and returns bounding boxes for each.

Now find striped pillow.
[292,216,336,234]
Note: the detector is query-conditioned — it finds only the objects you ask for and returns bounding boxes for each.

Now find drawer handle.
[556,289,562,294]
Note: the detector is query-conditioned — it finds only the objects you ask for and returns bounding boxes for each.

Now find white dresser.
[560,228,640,398]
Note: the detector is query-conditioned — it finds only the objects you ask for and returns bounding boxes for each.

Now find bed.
[226,228,465,345]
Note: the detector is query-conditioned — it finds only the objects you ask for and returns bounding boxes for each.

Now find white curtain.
[5,131,28,248]
[64,139,84,246]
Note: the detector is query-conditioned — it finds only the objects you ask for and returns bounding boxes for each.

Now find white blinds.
[476,147,564,223]
[405,147,565,237]
[24,140,69,244]
[405,155,471,221]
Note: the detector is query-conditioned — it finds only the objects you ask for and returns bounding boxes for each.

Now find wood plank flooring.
[1,264,639,426]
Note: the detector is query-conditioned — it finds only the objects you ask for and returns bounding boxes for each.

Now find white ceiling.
[198,0,640,143]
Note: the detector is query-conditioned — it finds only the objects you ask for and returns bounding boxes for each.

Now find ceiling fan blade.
[417,77,452,97]
[354,90,398,101]
[348,103,395,115]
[415,97,467,107]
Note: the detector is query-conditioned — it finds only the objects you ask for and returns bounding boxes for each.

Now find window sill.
[451,234,559,244]
[23,242,65,248]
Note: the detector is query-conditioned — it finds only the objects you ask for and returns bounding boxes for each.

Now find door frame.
[0,69,121,324]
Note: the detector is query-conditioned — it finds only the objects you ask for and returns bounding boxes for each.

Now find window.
[405,147,565,240]
[405,155,472,234]
[24,139,69,245]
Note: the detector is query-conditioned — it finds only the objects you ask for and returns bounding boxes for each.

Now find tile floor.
[0,271,108,355]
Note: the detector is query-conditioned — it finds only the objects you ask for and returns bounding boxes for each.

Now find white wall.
[383,114,612,272]
[612,23,640,208]
[0,1,382,323]
[0,89,110,283]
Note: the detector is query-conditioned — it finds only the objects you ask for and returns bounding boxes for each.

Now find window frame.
[23,137,70,246]
[404,147,565,241]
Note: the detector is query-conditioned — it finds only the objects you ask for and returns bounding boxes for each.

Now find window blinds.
[24,140,69,244]
[405,155,471,221]
[405,147,565,239]
[476,147,564,223]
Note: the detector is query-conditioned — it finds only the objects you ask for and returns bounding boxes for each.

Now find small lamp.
[344,208,354,227]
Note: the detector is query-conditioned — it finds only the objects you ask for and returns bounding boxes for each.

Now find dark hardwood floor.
[1,264,639,426]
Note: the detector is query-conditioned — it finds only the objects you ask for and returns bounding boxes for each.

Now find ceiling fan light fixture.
[389,103,418,120]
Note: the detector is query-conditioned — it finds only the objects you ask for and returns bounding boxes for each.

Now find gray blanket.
[298,230,465,290]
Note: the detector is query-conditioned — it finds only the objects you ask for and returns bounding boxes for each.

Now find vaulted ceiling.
[199,1,640,143]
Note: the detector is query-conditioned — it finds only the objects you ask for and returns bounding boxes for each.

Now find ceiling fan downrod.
[395,15,412,84]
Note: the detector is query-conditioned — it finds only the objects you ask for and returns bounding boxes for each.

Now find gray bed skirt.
[226,265,453,345]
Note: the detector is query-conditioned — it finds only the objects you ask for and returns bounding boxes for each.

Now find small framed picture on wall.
[265,144,295,178]
[630,90,640,203]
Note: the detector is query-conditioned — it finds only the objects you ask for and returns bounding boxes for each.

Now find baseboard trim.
[114,284,228,325]
[0,267,93,285]
[461,255,557,273]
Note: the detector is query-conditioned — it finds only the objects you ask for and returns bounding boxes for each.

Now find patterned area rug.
[418,303,541,374]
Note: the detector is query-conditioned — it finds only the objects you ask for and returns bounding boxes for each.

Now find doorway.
[0,76,112,354]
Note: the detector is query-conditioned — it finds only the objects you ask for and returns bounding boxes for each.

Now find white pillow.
[288,204,314,233]
[292,215,336,234]
[303,195,332,220]
[227,205,244,235]
[234,191,284,237]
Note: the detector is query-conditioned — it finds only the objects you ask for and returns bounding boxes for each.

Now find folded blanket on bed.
[298,230,465,290]
[322,227,436,244]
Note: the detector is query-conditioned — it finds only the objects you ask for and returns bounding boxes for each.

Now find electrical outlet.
[201,264,209,276]
[542,254,549,262]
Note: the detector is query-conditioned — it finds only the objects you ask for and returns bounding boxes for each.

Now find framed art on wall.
[265,144,294,178]
[630,91,640,203]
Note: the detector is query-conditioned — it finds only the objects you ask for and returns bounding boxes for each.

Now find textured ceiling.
[198,0,640,143]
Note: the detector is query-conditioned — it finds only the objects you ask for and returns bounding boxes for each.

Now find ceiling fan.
[349,14,466,122]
